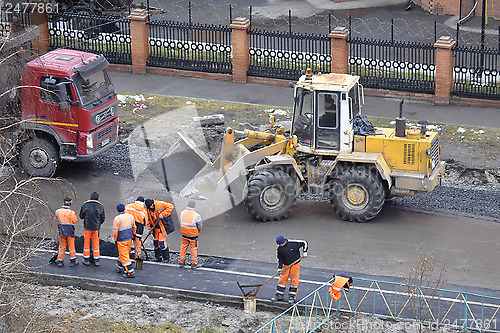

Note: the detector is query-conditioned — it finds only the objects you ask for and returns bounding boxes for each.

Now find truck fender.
[330,152,392,188]
[254,155,304,181]
[17,122,62,148]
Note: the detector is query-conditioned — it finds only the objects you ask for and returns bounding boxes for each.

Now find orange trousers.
[117,239,133,272]
[276,262,301,300]
[179,237,198,265]
[57,235,76,261]
[83,229,100,261]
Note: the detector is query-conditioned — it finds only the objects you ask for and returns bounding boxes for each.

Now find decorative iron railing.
[452,45,500,100]
[349,38,436,94]
[48,12,131,65]
[256,277,500,333]
[147,20,232,74]
[248,29,331,80]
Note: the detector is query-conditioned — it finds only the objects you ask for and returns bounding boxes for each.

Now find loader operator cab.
[292,72,363,153]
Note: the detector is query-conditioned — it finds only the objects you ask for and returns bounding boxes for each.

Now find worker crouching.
[113,203,136,278]
[145,199,175,262]
[179,200,202,269]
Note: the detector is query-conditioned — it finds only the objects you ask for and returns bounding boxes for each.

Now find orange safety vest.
[125,202,148,225]
[55,207,77,236]
[329,276,351,301]
[180,209,200,237]
[112,213,135,242]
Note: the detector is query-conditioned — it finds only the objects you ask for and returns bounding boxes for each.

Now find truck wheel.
[20,139,60,177]
[329,165,385,222]
[244,168,296,222]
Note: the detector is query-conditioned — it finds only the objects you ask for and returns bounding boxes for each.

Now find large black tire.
[20,139,60,177]
[244,168,297,222]
[329,165,386,222]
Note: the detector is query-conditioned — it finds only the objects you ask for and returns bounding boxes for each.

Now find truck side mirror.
[56,82,70,109]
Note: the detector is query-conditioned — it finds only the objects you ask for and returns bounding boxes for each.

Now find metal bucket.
[243,295,256,312]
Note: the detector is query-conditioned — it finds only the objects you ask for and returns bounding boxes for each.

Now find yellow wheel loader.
[188,69,445,222]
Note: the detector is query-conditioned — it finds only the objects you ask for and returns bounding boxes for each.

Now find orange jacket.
[125,201,148,225]
[55,206,78,237]
[112,212,136,242]
[180,208,201,238]
[147,201,173,226]
[329,276,351,301]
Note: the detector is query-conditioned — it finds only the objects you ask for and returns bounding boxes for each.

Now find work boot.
[116,265,124,273]
[179,262,185,268]
[154,249,162,262]
[288,298,296,305]
[122,272,135,278]
[57,261,64,267]
[94,261,100,267]
[191,263,199,269]
[83,260,90,266]
[69,261,79,267]
[271,294,283,302]
[162,248,170,262]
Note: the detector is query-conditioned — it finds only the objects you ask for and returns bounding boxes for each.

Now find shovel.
[236,256,305,298]
[135,218,160,270]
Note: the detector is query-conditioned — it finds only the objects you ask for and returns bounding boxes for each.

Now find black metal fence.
[452,45,500,99]
[349,38,436,94]
[248,29,330,80]
[147,20,232,74]
[48,12,131,65]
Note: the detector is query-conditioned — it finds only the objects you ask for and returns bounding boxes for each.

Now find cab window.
[40,77,73,104]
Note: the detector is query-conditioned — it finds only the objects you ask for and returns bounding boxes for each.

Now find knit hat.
[276,235,286,245]
[145,199,154,209]
[116,203,125,212]
[90,191,99,200]
[188,200,196,209]
[136,196,145,202]
[63,197,72,205]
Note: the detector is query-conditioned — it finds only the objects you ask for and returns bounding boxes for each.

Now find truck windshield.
[73,70,115,109]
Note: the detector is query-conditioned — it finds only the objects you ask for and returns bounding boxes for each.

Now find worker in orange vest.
[145,199,175,262]
[271,236,308,304]
[125,196,148,259]
[112,203,136,278]
[179,200,203,269]
[54,197,79,267]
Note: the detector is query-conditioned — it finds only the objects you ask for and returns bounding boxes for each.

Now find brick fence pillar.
[329,27,350,74]
[30,6,49,54]
[230,17,250,84]
[128,9,149,75]
[434,36,456,104]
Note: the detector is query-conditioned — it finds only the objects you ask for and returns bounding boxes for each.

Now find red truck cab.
[19,49,118,177]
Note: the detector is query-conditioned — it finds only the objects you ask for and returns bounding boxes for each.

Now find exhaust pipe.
[395,100,406,138]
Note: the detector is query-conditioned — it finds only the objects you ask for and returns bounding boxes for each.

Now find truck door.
[39,76,79,144]
[315,92,340,150]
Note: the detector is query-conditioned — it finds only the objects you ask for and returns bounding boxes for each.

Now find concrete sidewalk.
[110,71,500,129]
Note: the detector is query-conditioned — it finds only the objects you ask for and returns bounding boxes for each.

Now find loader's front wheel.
[330,165,385,222]
[244,168,296,222]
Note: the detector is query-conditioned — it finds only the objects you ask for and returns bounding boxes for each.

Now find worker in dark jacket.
[271,236,308,304]
[79,191,105,266]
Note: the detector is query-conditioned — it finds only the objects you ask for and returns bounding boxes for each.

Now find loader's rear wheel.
[329,165,385,222]
[20,138,59,177]
[244,168,296,222]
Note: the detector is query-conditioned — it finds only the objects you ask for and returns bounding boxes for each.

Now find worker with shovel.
[145,199,175,262]
[125,196,148,260]
[271,236,308,304]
